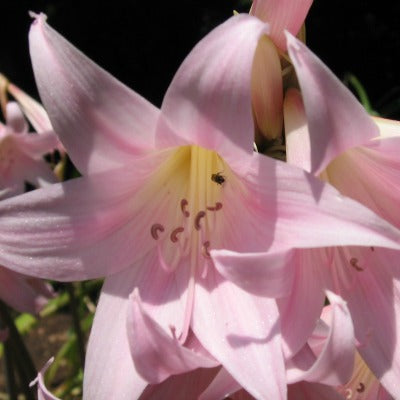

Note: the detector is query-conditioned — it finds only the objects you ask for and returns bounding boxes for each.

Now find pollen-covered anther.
[180,199,190,217]
[356,382,365,393]
[170,227,184,243]
[151,223,165,240]
[349,257,363,271]
[194,211,206,230]
[206,202,223,211]
[202,241,211,259]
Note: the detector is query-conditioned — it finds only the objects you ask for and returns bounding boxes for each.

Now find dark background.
[1,0,400,118]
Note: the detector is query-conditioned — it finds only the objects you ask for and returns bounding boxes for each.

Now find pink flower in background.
[0,86,57,313]
[0,100,58,199]
[1,11,400,400]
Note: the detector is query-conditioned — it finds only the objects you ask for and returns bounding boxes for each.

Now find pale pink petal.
[12,131,59,157]
[0,156,168,280]
[192,269,286,400]
[211,249,295,297]
[284,88,311,171]
[237,152,400,253]
[199,368,241,400]
[15,152,58,187]
[127,289,217,383]
[288,291,355,386]
[84,273,147,400]
[373,116,400,138]
[29,13,160,175]
[30,358,60,400]
[5,102,28,133]
[288,381,345,400]
[251,35,283,140]
[277,248,326,358]
[160,15,268,170]
[139,367,220,400]
[0,266,49,313]
[85,257,190,399]
[250,0,313,50]
[286,33,379,175]
[326,137,400,228]
[7,82,53,133]
[329,247,400,399]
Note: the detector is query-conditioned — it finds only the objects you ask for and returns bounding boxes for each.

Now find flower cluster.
[1,1,400,399]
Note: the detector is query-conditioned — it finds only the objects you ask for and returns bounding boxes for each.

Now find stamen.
[194,211,206,230]
[151,223,165,240]
[170,227,184,243]
[356,382,365,393]
[349,257,363,271]
[370,246,375,252]
[344,388,352,399]
[156,243,175,273]
[180,199,190,217]
[202,241,211,259]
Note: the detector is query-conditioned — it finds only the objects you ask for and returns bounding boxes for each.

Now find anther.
[202,241,211,258]
[206,202,223,211]
[194,211,206,230]
[170,227,184,243]
[356,382,365,393]
[151,223,165,240]
[370,246,375,251]
[349,257,363,271]
[180,199,190,217]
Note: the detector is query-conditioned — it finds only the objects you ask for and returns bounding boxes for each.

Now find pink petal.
[250,0,313,50]
[284,88,311,171]
[277,248,326,358]
[325,136,400,228]
[330,247,400,399]
[373,116,400,138]
[127,289,217,383]
[30,358,60,400]
[287,291,355,386]
[5,102,28,133]
[0,266,48,313]
[84,257,190,399]
[139,367,220,400]
[84,272,147,400]
[192,269,286,400]
[29,13,160,175]
[239,152,400,253]
[0,157,166,280]
[286,33,379,175]
[211,249,295,297]
[7,82,53,133]
[13,131,60,157]
[160,15,268,170]
[251,35,283,140]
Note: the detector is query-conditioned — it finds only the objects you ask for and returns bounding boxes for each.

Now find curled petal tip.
[29,11,47,23]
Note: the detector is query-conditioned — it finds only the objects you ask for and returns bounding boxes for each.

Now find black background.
[1,0,400,118]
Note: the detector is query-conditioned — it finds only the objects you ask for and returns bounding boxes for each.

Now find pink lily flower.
[1,12,400,399]
[0,91,57,313]
[220,25,400,397]
[0,100,58,199]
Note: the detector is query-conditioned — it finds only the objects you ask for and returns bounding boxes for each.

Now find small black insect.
[211,172,225,185]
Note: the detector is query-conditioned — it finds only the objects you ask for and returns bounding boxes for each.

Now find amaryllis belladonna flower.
[1,12,400,399]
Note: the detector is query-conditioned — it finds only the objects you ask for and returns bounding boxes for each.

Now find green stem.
[66,283,86,369]
[0,301,36,399]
